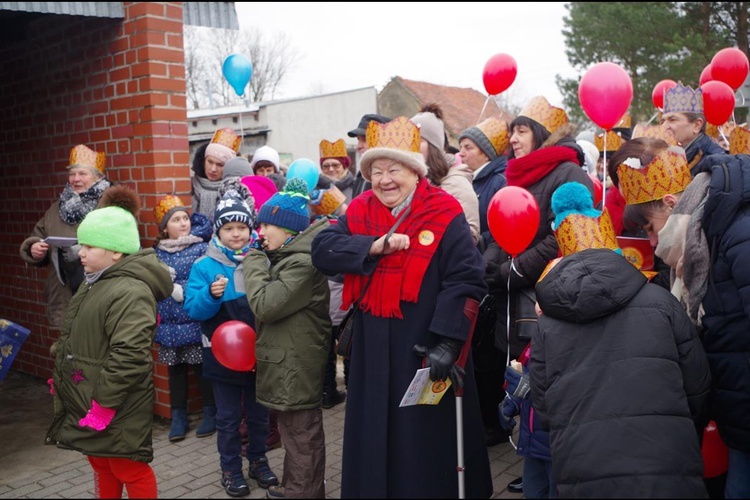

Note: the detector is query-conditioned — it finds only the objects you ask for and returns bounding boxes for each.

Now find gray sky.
[234,2,577,108]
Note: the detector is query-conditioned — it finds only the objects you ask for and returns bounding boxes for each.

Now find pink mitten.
[47,378,54,395]
[78,400,116,431]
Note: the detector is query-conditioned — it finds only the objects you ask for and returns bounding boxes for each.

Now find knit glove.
[167,265,177,282]
[498,394,520,433]
[413,338,466,390]
[171,283,184,303]
[504,365,531,399]
[79,401,116,431]
[47,378,54,395]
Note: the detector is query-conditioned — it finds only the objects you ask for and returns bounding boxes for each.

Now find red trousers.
[87,456,157,499]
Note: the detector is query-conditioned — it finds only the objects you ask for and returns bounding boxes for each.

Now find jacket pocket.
[256,346,286,403]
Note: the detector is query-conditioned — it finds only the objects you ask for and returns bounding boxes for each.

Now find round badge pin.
[418,230,435,246]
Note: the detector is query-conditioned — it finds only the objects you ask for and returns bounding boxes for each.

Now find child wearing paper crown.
[152,195,217,443]
[523,181,711,498]
[183,193,278,498]
[45,185,173,499]
[243,177,332,499]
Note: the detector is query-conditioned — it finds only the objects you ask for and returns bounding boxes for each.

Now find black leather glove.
[413,337,465,389]
[485,260,504,293]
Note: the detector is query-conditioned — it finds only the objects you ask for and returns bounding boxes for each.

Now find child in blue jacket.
[184,193,278,498]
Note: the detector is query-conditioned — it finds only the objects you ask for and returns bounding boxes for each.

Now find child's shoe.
[266,485,285,498]
[221,470,250,498]
[248,457,279,489]
[168,408,188,443]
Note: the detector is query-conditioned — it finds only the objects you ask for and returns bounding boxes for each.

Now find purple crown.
[663,82,703,114]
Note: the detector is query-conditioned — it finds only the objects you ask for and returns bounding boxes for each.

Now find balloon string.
[478,95,490,124]
[602,137,608,211]
[506,257,512,369]
[647,111,659,126]
[719,126,729,148]
[239,99,245,154]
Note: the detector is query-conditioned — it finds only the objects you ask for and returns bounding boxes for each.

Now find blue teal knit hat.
[257,177,310,234]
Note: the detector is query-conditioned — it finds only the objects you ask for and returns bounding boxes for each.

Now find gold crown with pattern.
[69,144,106,174]
[614,113,632,129]
[366,116,421,152]
[617,147,692,205]
[519,96,569,133]
[211,128,242,153]
[730,126,750,154]
[320,138,348,159]
[153,195,187,228]
[554,208,619,257]
[663,82,703,114]
[594,130,623,153]
[631,124,678,146]
[476,117,509,156]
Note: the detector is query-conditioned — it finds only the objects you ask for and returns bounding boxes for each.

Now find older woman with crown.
[621,145,750,498]
[311,117,492,498]
[20,144,111,332]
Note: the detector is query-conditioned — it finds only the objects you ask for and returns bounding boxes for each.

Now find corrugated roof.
[183,2,238,29]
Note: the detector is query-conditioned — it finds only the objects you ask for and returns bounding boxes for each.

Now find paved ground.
[0,367,523,499]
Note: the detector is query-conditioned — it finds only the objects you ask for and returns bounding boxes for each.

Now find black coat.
[530,249,710,498]
[473,155,508,253]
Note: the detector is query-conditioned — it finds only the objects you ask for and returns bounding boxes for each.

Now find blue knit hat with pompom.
[551,182,600,230]
[257,177,311,234]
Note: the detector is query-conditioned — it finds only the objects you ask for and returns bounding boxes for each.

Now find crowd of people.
[21,82,750,499]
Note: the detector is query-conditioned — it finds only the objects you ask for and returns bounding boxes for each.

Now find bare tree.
[184,26,301,109]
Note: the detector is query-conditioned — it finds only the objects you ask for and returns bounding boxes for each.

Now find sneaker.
[266,485,285,498]
[221,470,250,498]
[507,477,523,494]
[248,457,279,489]
[322,389,346,409]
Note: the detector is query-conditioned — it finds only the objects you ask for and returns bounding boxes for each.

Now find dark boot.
[168,408,188,443]
[196,404,217,438]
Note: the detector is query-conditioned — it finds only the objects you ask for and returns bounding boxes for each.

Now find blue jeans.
[212,378,269,472]
[725,447,750,499]
[523,456,556,499]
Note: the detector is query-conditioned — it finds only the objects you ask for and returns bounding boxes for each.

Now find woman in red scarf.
[312,117,492,499]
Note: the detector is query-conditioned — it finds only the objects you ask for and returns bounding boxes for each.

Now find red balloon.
[701,80,736,126]
[212,320,257,372]
[483,53,517,95]
[700,64,714,86]
[711,47,750,91]
[651,79,677,109]
[588,174,603,207]
[702,420,729,478]
[487,186,540,257]
[578,62,633,130]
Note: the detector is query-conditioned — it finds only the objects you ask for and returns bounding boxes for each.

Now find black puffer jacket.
[530,249,710,498]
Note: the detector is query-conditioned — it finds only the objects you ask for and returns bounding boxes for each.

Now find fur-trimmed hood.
[538,122,585,167]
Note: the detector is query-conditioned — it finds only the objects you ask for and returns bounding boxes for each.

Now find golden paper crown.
[617,147,692,205]
[594,130,623,153]
[476,117,509,156]
[614,113,632,129]
[320,138,348,159]
[366,116,421,152]
[519,96,568,134]
[663,82,703,114]
[211,128,242,153]
[69,144,106,174]
[554,208,618,257]
[153,195,187,228]
[730,126,750,154]
[310,185,347,216]
[631,124,678,146]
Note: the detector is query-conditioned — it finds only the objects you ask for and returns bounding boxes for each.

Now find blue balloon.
[222,54,253,97]
[287,158,320,193]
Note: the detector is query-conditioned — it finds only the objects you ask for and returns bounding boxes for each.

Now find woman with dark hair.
[191,128,241,220]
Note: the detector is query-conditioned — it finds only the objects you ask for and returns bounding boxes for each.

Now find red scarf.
[505,146,579,188]
[343,178,462,318]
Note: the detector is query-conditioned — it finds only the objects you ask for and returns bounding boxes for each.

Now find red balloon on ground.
[578,62,633,130]
[711,47,750,91]
[482,53,517,95]
[652,79,677,109]
[212,320,256,372]
[487,186,540,257]
[701,80,736,126]
[700,64,714,86]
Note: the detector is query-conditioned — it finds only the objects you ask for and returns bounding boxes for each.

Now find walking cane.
[455,297,480,499]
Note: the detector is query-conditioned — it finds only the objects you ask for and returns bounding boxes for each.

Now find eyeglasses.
[322,162,343,170]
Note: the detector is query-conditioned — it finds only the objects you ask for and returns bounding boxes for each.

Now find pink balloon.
[652,79,677,109]
[700,64,714,86]
[701,80,736,126]
[482,53,518,95]
[578,62,633,131]
[711,48,750,91]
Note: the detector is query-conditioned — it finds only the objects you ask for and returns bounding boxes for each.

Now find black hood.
[695,153,750,241]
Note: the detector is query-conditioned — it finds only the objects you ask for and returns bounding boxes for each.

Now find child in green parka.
[243,178,332,499]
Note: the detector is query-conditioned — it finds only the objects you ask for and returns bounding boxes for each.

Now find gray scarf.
[192,175,222,220]
[655,172,711,325]
[58,178,111,225]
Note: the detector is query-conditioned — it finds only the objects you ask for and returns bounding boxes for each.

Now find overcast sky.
[234,2,577,108]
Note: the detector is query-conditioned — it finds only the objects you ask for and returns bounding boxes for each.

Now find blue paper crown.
[663,82,703,114]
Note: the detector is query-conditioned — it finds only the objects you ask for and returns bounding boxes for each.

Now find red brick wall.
[0,2,196,419]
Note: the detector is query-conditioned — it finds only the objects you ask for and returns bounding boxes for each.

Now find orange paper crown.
[366,116,421,152]
[554,208,619,257]
[594,130,624,153]
[631,124,678,146]
[614,113,632,129]
[519,96,568,134]
[729,126,750,154]
[69,144,106,174]
[663,82,703,114]
[153,195,187,228]
[320,138,348,159]
[617,147,692,205]
[476,117,509,156]
[211,128,242,153]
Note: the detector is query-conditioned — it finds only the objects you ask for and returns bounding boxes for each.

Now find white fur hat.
[250,145,280,173]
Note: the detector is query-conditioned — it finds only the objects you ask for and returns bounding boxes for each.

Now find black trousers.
[324,325,350,391]
[168,363,215,409]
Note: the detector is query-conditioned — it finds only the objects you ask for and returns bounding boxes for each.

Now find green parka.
[45,249,172,462]
[243,217,332,411]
